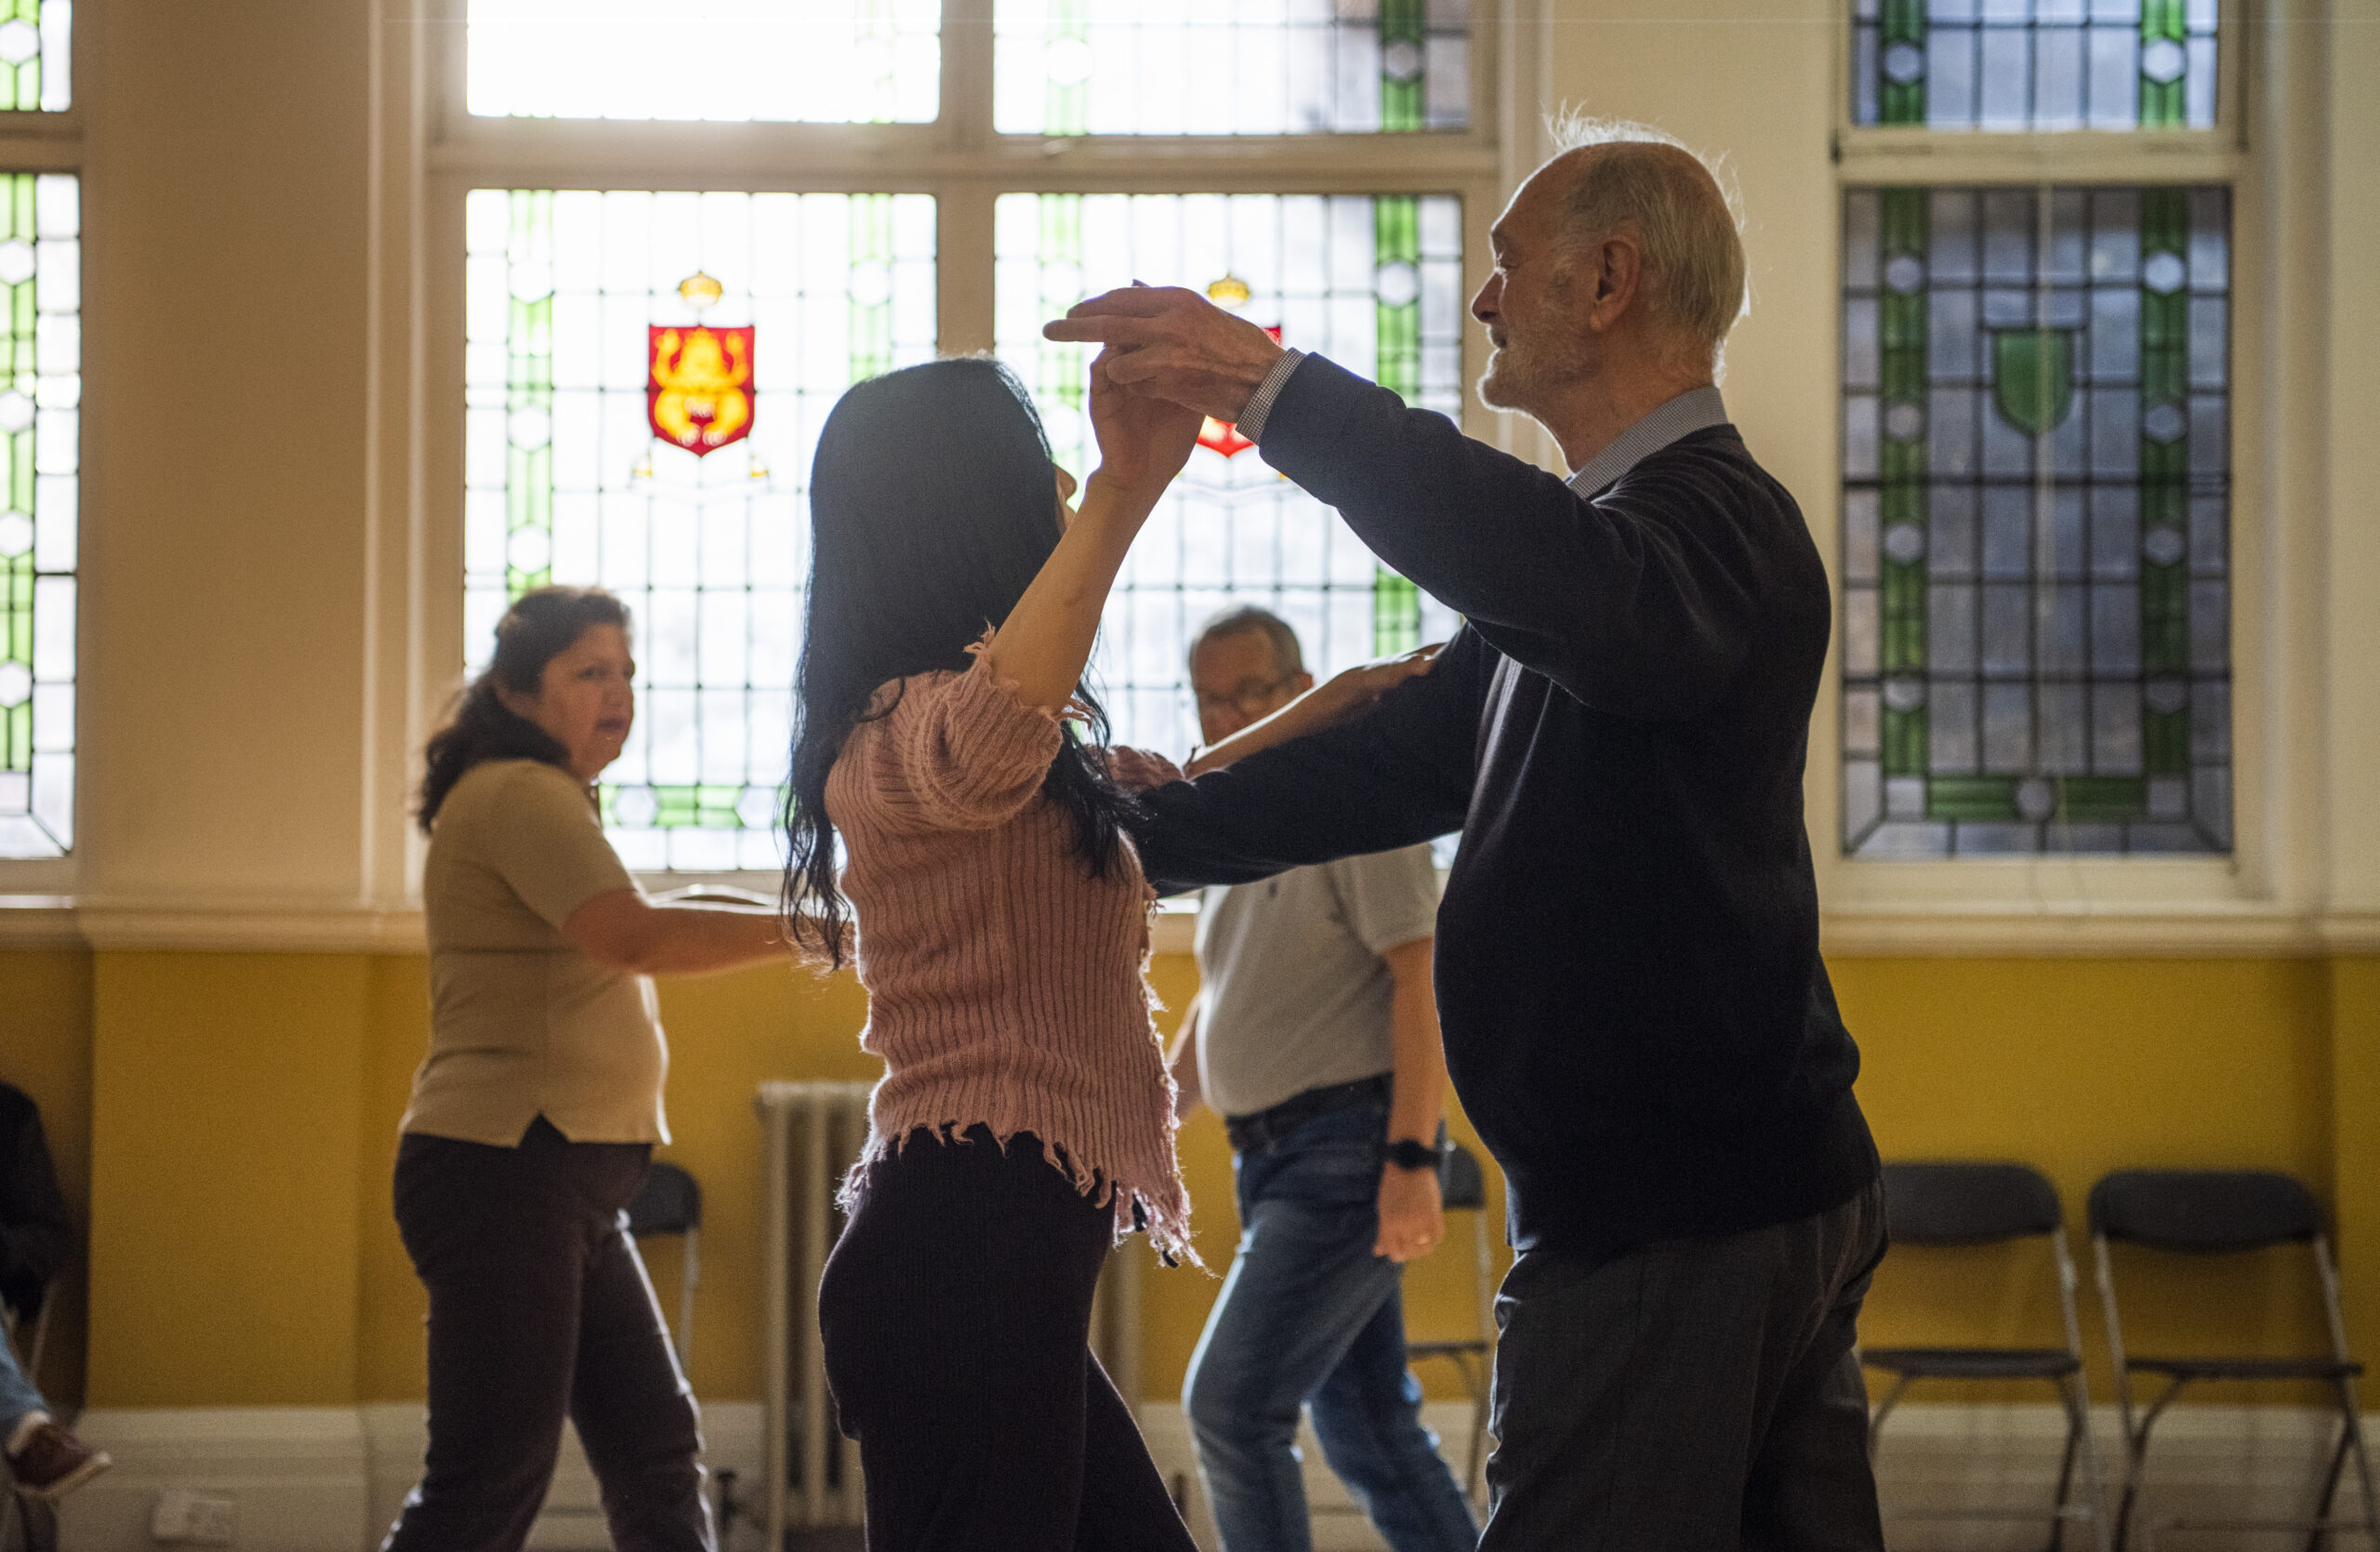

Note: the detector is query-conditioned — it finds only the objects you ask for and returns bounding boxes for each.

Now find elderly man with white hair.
[1051,122,1885,1550]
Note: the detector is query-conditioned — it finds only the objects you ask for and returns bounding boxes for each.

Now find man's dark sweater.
[1131,355,1878,1263]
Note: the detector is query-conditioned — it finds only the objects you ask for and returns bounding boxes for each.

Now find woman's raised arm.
[983,348,1201,711]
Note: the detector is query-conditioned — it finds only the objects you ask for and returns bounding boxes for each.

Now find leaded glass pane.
[468,1,938,123]
[1852,0,2216,130]
[0,172,75,858]
[0,1,63,113]
[1841,185,2229,857]
[464,190,935,870]
[994,2,1469,136]
[996,192,1462,754]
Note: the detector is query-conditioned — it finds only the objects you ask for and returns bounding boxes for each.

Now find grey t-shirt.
[1194,844,1441,1120]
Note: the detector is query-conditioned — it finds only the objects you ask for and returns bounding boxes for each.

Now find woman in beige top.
[387,586,792,1552]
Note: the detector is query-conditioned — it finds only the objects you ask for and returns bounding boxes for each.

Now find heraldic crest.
[647,270,755,458]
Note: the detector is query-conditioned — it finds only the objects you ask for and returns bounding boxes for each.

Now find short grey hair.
[1190,605,1305,678]
[1543,111,1748,375]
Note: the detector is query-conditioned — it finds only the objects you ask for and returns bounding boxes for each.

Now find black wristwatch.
[1385,1137,1445,1173]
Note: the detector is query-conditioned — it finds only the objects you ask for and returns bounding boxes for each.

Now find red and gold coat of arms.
[647,325,755,456]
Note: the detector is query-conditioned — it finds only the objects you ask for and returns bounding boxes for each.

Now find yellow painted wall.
[6,946,2374,1411]
[1843,959,2343,1404]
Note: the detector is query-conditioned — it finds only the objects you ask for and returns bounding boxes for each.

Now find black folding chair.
[1404,1141,1497,1512]
[2090,1169,2379,1550]
[1862,1161,2111,1552]
[626,1161,702,1370]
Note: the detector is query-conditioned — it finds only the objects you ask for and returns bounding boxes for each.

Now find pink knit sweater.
[827,640,1191,1261]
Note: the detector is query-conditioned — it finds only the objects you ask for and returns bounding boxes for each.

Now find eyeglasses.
[1193,674,1299,719]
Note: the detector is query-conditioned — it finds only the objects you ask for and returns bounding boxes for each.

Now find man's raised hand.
[1043,285,1287,422]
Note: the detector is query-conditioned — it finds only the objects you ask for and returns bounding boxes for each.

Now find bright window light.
[467,0,939,124]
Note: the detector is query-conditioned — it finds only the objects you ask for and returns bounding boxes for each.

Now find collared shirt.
[1239,350,1728,505]
[1563,385,1730,497]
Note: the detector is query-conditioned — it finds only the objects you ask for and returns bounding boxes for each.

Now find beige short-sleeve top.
[401,758,668,1147]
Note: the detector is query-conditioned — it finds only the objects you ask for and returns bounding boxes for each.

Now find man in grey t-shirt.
[1170,607,1477,1552]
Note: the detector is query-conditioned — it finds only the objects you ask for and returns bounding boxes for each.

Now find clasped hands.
[1049,285,1290,426]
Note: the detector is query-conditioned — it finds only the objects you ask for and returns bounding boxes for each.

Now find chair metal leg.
[2049,1376,2084,1552]
[2319,1373,2380,1552]
[2347,1387,2380,1548]
[2307,1412,2351,1552]
[2069,1371,2114,1552]
[2117,1373,2189,1552]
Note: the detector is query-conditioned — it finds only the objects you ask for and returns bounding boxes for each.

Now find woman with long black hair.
[390,586,794,1552]
[786,352,1205,1550]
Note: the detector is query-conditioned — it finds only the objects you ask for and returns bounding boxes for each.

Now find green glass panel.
[1878,187,1927,683]
[1880,0,1925,126]
[1883,705,1927,776]
[850,193,895,381]
[1380,0,1425,133]
[2145,708,2189,776]
[1881,559,1925,672]
[648,785,747,829]
[1926,776,2019,821]
[1038,194,1087,413]
[2142,563,2188,672]
[1990,329,2076,435]
[1373,570,1421,656]
[2140,0,2188,127]
[1375,196,1421,401]
[2055,776,2147,822]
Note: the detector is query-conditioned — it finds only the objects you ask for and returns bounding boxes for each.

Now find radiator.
[755,1080,1147,1545]
[757,1081,874,1542]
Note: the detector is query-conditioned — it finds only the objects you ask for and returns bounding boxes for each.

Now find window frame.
[1814,1,2275,933]
[418,0,1508,892]
[0,0,77,896]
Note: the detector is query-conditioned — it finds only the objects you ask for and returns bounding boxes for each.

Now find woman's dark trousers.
[818,1126,1197,1552]
[384,1116,712,1552]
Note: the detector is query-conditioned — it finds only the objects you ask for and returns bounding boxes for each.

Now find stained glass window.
[994,2,1469,136]
[0,174,75,858]
[1840,185,2229,856]
[1853,0,2217,130]
[467,0,938,124]
[0,1,63,113]
[464,189,935,870]
[996,192,1463,752]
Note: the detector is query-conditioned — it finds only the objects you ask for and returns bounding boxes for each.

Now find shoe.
[8,1422,111,1502]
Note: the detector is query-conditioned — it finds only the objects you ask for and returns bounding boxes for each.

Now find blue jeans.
[0,1324,46,1438]
[1183,1102,1479,1552]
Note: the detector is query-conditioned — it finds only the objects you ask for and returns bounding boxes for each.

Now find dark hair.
[416,586,631,833]
[1192,604,1305,678]
[783,357,1138,966]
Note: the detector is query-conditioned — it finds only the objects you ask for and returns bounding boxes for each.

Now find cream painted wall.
[75,0,378,909]
[2322,0,2380,913]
